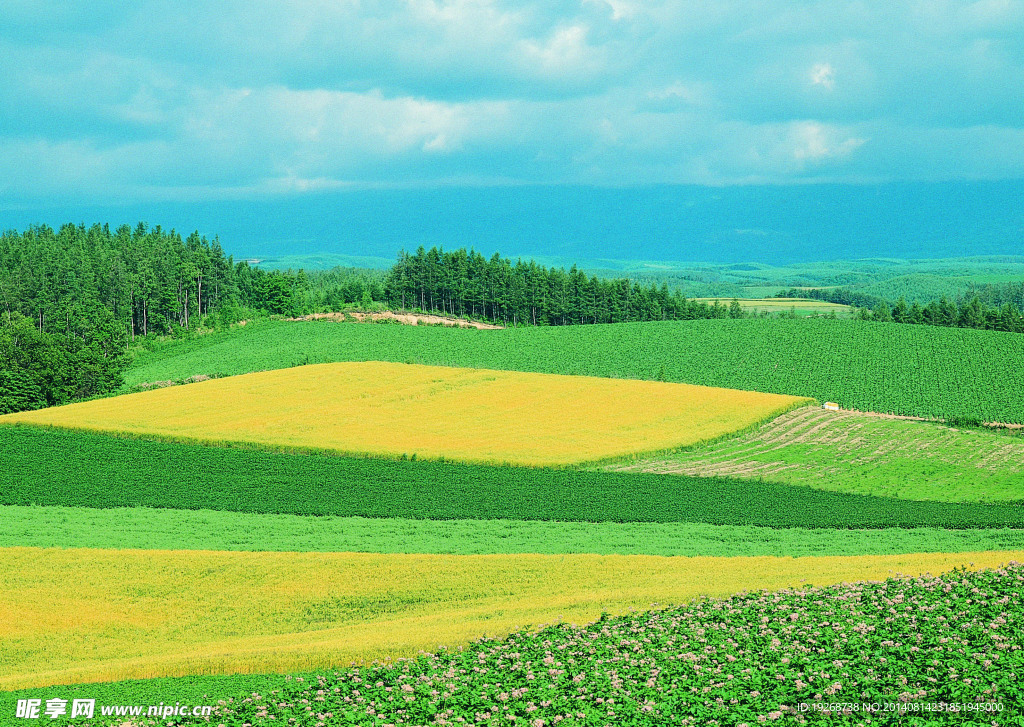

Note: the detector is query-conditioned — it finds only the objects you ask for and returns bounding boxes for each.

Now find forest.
[0,227,745,414]
[0,223,310,413]
[778,286,1024,332]
[382,247,745,325]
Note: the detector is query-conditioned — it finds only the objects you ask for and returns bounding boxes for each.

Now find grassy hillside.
[3,362,806,467]
[3,426,1024,529]
[126,318,1024,422]
[611,406,1024,502]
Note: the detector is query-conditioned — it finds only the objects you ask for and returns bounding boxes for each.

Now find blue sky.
[1,0,1023,205]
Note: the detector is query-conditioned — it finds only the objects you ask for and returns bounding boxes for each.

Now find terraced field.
[610,405,1024,502]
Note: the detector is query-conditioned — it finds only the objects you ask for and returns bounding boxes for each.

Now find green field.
[126,318,1024,423]
[611,405,1024,502]
[3,425,1023,529]
[7,505,1024,558]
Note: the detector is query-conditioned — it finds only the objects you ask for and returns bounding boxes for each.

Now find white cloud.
[645,81,709,109]
[790,121,865,163]
[517,24,604,78]
[810,63,835,90]
[582,0,637,21]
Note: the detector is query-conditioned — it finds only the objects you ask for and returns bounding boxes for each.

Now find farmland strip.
[3,426,1023,529]
[5,505,1024,557]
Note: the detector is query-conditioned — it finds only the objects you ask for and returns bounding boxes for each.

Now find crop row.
[4,426,1023,529]
[126,318,1024,423]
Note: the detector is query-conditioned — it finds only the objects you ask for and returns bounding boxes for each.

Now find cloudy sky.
[1,0,1023,205]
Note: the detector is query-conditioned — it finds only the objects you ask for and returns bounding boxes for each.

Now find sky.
[2,0,1023,207]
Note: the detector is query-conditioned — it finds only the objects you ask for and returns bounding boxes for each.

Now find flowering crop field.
[0,362,808,467]
[4,426,1024,528]
[125,317,1024,422]
[2,547,1021,694]
[4,562,1021,725]
[177,563,1022,727]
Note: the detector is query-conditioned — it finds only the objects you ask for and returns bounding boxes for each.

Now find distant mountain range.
[4,180,1022,267]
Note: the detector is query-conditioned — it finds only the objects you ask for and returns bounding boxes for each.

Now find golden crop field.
[0,362,809,466]
[2,547,1019,690]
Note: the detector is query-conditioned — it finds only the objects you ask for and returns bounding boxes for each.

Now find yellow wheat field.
[0,362,809,465]
[1,547,1019,689]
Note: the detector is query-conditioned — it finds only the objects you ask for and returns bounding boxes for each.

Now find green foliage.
[3,426,1023,529]
[6,505,1024,558]
[0,223,377,410]
[0,366,45,414]
[859,273,977,303]
[0,223,239,339]
[966,280,1024,309]
[239,266,296,315]
[0,313,126,412]
[127,318,1024,423]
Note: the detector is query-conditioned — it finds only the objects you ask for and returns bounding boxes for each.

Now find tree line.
[382,247,747,326]
[777,287,1024,333]
[0,223,324,413]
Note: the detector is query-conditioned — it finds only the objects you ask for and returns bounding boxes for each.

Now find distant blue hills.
[4,180,1022,268]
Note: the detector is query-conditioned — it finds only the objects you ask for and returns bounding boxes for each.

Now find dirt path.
[288,311,504,329]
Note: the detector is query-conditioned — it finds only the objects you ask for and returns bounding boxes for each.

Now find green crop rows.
[127,318,1024,423]
[4,425,1024,529]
